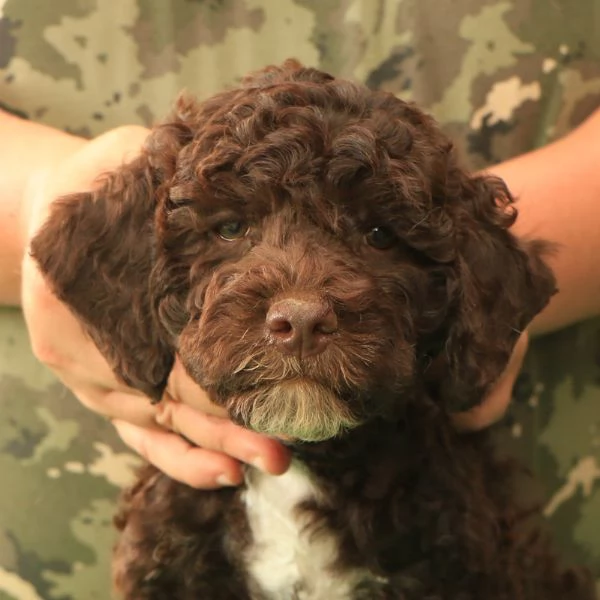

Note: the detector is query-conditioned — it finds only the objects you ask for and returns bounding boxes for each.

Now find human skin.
[1,108,599,486]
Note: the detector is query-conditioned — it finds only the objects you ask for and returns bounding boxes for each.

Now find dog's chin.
[224,379,362,443]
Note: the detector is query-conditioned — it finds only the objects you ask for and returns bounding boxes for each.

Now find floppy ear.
[439,173,556,412]
[29,121,192,401]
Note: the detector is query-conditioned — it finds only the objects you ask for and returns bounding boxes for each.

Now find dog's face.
[169,197,423,442]
[31,61,556,442]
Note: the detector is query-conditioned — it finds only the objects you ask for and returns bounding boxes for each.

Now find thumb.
[452,331,530,432]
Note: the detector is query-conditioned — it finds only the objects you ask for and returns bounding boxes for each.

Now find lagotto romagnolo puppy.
[31,61,596,599]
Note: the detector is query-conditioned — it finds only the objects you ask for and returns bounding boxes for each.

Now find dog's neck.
[241,421,406,599]
[240,414,445,598]
[284,416,418,493]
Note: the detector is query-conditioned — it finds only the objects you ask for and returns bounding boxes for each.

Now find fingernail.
[216,474,238,487]
[251,456,268,473]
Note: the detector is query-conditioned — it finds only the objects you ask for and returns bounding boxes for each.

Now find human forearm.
[0,110,85,305]
[489,108,600,335]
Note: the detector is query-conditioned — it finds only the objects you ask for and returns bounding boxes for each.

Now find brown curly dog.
[31,60,596,599]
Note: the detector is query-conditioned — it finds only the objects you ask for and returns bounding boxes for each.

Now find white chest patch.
[242,462,370,599]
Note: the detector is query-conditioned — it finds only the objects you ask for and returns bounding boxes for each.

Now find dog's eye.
[365,226,397,250]
[216,220,249,241]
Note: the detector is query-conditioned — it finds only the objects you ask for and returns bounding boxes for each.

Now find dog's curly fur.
[31,60,596,599]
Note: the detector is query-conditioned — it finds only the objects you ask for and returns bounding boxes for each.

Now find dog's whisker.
[407,207,440,234]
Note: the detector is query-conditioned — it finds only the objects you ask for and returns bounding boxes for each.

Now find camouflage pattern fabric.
[0,0,599,597]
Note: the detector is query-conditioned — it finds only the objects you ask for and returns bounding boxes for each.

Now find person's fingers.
[166,358,229,417]
[154,397,291,476]
[64,385,158,428]
[112,419,245,489]
[55,375,291,486]
[452,332,529,431]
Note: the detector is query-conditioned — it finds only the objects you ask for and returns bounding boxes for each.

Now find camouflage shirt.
[0,1,599,598]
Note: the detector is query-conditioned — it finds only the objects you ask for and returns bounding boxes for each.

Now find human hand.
[21,126,290,488]
[452,331,529,431]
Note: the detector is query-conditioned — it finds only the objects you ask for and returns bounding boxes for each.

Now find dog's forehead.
[168,169,406,228]
[167,85,450,230]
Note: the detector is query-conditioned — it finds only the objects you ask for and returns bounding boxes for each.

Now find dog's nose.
[266,298,337,357]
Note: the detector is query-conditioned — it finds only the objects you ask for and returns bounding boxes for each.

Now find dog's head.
[31,60,556,442]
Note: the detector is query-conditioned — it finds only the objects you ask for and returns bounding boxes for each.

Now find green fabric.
[1,0,599,596]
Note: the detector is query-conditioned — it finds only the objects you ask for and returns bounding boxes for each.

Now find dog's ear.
[439,173,556,412]
[29,119,193,401]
